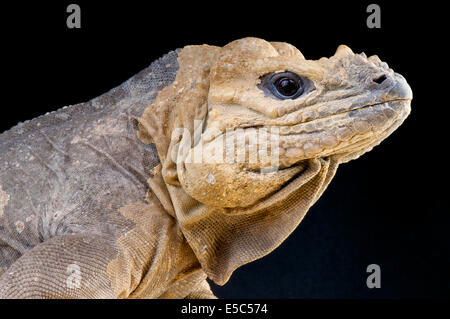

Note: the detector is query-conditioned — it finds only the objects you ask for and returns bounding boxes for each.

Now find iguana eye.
[273,74,302,98]
[258,71,313,100]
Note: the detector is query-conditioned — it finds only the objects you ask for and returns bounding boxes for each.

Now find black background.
[1,1,448,299]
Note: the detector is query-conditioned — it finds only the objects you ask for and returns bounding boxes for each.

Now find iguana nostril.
[372,74,387,84]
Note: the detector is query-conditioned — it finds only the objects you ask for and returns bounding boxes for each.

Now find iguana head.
[158,38,411,207]
[138,37,412,284]
[205,39,411,165]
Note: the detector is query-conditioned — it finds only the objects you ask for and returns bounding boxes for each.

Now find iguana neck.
[137,44,221,184]
[137,45,342,285]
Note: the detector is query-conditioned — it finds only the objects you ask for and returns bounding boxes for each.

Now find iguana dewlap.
[0,38,412,298]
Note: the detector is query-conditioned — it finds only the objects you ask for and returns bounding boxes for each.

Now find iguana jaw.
[199,84,411,170]
[277,96,412,167]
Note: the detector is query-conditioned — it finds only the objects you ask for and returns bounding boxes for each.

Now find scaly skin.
[0,38,411,298]
[168,39,412,208]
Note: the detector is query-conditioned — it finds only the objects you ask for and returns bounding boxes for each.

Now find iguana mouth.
[212,98,411,170]
[235,97,412,132]
[348,97,412,114]
[194,98,411,172]
[343,97,412,116]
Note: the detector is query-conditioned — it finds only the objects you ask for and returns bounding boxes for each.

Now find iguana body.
[0,38,412,298]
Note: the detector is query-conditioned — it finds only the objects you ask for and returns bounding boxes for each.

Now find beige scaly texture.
[0,38,411,298]
[138,38,411,285]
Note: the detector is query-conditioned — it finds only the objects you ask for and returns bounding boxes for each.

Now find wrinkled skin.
[0,38,411,298]
[175,39,412,208]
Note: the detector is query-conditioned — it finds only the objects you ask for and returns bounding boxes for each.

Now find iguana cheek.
[177,160,303,208]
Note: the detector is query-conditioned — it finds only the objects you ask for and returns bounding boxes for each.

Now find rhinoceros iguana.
[0,38,412,298]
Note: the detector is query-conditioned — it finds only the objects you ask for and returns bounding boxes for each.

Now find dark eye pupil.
[258,71,311,100]
[275,78,299,96]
